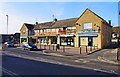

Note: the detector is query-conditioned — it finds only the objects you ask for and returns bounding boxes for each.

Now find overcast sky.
[0,2,119,34]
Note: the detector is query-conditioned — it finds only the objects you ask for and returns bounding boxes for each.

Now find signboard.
[20,36,27,38]
[60,34,74,37]
[78,30,99,37]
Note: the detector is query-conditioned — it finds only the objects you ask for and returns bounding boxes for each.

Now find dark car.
[22,42,37,50]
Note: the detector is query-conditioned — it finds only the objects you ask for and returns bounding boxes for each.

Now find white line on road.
[0,66,21,77]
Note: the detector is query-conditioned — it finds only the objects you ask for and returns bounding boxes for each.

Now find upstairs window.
[83,23,92,29]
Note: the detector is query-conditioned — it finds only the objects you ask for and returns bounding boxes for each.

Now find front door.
[88,36,93,46]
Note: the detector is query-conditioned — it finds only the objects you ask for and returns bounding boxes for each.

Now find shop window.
[21,38,27,43]
[51,37,57,44]
[83,23,92,29]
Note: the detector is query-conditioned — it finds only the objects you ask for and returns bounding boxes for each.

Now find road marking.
[0,66,21,77]
[98,56,120,65]
[93,68,118,75]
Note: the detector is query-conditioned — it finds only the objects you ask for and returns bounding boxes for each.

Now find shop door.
[88,36,93,46]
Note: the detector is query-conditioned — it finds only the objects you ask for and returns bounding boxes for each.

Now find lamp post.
[6,15,8,34]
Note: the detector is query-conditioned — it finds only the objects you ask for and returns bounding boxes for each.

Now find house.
[112,26,120,44]
[20,23,35,44]
[75,8,112,48]
[34,18,77,46]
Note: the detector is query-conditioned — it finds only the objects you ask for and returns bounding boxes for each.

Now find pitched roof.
[77,8,111,26]
[34,18,78,30]
[24,23,34,30]
[112,26,120,34]
[34,22,53,30]
[51,18,78,28]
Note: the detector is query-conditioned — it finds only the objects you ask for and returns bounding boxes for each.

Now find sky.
[0,2,119,34]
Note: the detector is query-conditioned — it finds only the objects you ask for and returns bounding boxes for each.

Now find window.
[22,31,26,34]
[51,29,55,32]
[40,30,43,33]
[46,29,50,32]
[56,29,59,33]
[83,23,92,29]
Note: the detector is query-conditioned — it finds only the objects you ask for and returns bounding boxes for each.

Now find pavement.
[16,45,120,65]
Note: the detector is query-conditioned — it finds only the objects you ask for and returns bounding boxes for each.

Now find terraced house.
[20,8,112,49]
[34,18,77,47]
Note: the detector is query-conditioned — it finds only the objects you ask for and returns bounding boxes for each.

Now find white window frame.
[83,23,92,29]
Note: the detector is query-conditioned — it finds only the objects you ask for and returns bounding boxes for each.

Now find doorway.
[88,36,93,46]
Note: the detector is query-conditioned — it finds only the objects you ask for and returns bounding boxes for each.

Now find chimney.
[54,18,57,22]
[35,22,38,25]
[108,20,111,25]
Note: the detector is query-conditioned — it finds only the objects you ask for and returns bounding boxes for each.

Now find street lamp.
[6,15,8,34]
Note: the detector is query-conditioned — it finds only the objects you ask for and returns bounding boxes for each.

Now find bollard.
[86,46,88,53]
[97,44,98,49]
[49,45,50,50]
[94,45,95,50]
[80,46,81,54]
[53,45,54,50]
[56,46,57,51]
[90,46,92,51]
[40,44,41,49]
[117,48,120,61]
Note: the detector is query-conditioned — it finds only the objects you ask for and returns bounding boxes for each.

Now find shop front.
[78,30,99,47]
[20,36,28,43]
[60,35,74,46]
[37,36,57,45]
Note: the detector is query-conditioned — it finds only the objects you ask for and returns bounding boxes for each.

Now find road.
[1,47,119,76]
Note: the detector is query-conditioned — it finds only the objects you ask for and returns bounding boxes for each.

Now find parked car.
[22,42,37,50]
[4,42,14,47]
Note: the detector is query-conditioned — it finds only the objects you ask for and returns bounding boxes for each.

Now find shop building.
[20,23,35,44]
[21,8,112,49]
[34,21,57,45]
[74,8,112,48]
[34,18,77,46]
[52,18,77,46]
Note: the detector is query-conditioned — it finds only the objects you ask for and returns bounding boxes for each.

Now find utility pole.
[6,15,8,34]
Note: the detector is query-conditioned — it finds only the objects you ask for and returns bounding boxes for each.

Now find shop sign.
[60,35,74,37]
[20,36,27,38]
[78,30,98,36]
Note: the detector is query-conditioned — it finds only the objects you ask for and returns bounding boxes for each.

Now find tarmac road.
[1,47,119,76]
